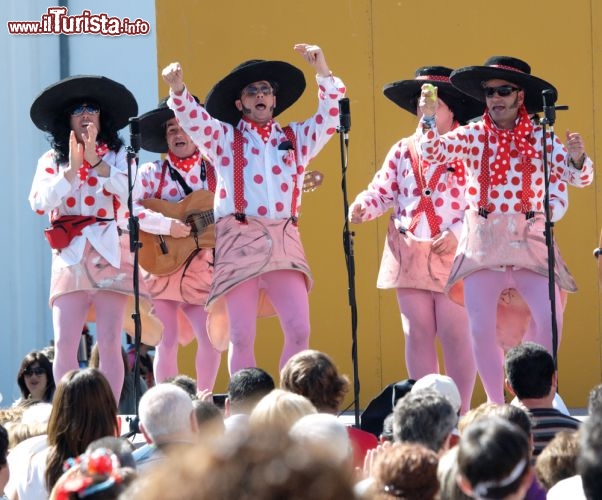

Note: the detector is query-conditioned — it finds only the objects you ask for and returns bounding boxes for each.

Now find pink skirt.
[446,210,574,350]
[141,248,213,346]
[377,217,456,293]
[446,210,576,303]
[49,236,163,346]
[206,215,312,351]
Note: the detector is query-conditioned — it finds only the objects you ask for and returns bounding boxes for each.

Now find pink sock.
[53,292,91,383]
[181,303,221,391]
[225,279,260,374]
[153,299,181,383]
[263,270,310,370]
[93,291,128,403]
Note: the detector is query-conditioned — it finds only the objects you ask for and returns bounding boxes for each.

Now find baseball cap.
[411,374,461,414]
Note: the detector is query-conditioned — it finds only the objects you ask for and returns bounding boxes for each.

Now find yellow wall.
[156,0,601,408]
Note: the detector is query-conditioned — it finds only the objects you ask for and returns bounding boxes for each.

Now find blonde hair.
[249,389,316,432]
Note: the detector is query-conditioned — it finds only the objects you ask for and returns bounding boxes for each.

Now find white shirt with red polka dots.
[28,147,129,268]
[168,74,346,221]
[418,120,593,221]
[352,135,468,241]
[133,157,216,235]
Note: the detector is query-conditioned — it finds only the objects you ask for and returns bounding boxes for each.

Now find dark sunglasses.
[483,85,521,98]
[24,367,46,377]
[241,84,274,96]
[70,103,100,116]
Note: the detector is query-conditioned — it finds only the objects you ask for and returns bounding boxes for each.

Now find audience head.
[587,383,602,417]
[458,402,499,435]
[0,424,8,493]
[393,388,457,453]
[380,413,395,443]
[138,384,196,445]
[504,342,555,400]
[489,404,533,439]
[437,447,472,500]
[290,413,352,467]
[46,368,118,491]
[249,389,316,432]
[7,401,52,448]
[457,416,532,500]
[280,349,349,413]
[16,350,55,403]
[534,430,579,491]
[411,373,462,415]
[85,436,136,470]
[226,367,275,415]
[578,413,602,500]
[163,374,197,399]
[193,400,225,440]
[51,446,136,500]
[369,442,439,500]
[126,428,356,499]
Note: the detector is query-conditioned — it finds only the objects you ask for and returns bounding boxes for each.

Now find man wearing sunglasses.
[29,75,143,405]
[348,67,484,414]
[417,56,594,405]
[162,43,345,375]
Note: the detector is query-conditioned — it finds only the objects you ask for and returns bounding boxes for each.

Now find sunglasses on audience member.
[24,367,46,377]
[483,85,521,98]
[241,84,274,96]
[70,103,100,116]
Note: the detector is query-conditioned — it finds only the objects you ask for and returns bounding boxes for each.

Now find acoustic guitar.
[138,170,324,276]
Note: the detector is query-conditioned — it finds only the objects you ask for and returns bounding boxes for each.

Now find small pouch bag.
[44,215,99,250]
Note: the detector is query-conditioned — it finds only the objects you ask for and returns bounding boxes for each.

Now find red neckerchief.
[78,143,109,182]
[168,149,200,174]
[242,116,273,143]
[479,105,538,214]
[482,105,538,186]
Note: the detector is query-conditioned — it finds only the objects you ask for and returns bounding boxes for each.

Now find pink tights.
[153,299,221,391]
[53,291,127,403]
[463,268,564,403]
[225,270,310,374]
[396,288,476,413]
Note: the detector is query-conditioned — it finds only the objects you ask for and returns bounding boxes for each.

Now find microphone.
[542,89,557,127]
[129,116,141,153]
[338,98,351,140]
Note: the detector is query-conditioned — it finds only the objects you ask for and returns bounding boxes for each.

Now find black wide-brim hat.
[138,95,201,153]
[450,56,557,114]
[383,66,484,125]
[204,60,306,126]
[30,75,138,134]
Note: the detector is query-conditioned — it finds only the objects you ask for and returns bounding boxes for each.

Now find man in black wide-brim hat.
[417,56,594,405]
[132,96,222,392]
[28,75,145,405]
[161,43,345,374]
[348,66,482,414]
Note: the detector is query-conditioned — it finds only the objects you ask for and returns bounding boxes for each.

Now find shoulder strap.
[167,162,193,196]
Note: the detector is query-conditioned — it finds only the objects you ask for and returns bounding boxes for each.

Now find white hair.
[138,384,194,442]
[290,413,352,465]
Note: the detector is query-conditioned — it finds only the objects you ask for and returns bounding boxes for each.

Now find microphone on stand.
[129,116,141,155]
[338,98,351,142]
[542,89,557,128]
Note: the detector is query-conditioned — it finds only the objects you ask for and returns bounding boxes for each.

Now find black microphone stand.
[337,98,361,427]
[540,90,563,368]
[124,117,143,438]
